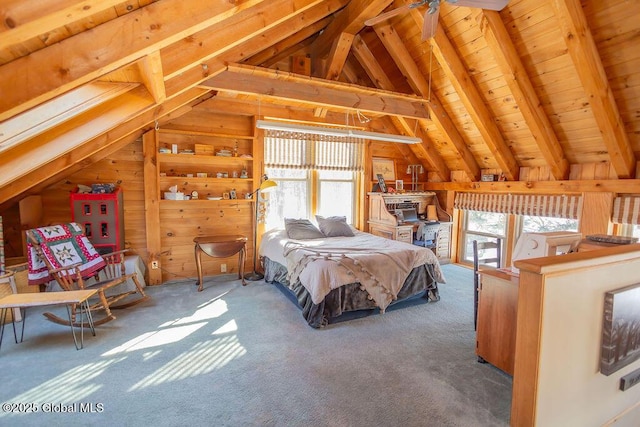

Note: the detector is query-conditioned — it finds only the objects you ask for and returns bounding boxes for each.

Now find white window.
[461,210,507,265]
[263,168,309,231]
[263,128,362,230]
[264,168,357,230]
[521,215,579,233]
[317,170,355,221]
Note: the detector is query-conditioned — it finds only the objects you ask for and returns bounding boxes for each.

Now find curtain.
[612,195,640,225]
[264,129,364,171]
[454,193,582,219]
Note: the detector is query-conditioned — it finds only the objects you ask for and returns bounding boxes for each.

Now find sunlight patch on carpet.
[213,319,237,334]
[128,335,246,391]
[161,298,228,327]
[0,359,123,419]
[102,323,207,356]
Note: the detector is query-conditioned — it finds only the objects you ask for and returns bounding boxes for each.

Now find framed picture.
[395,180,404,191]
[372,157,395,181]
[600,283,640,375]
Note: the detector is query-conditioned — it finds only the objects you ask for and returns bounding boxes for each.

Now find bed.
[260,218,446,328]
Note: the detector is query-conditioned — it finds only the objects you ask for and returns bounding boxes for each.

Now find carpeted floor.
[0,264,512,426]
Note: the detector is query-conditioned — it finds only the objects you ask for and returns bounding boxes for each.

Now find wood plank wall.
[1,107,636,285]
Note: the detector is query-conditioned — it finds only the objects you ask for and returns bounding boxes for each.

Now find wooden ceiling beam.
[0,0,126,51]
[0,87,208,206]
[136,51,167,104]
[351,34,450,180]
[351,34,395,89]
[323,32,355,80]
[372,23,480,181]
[551,0,635,179]
[428,22,520,181]
[244,17,331,67]
[425,178,640,195]
[0,0,266,121]
[202,63,432,119]
[309,0,394,58]
[479,10,569,181]
[1,86,156,190]
[159,0,337,80]
[163,0,347,99]
[305,1,393,116]
[0,81,138,154]
[199,95,349,125]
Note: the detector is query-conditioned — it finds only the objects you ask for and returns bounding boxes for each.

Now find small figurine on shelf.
[240,168,248,179]
[233,141,239,157]
[230,189,237,199]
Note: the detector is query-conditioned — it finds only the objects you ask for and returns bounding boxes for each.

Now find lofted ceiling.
[1,0,639,210]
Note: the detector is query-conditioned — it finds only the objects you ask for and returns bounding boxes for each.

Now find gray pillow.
[316,215,354,237]
[284,218,325,240]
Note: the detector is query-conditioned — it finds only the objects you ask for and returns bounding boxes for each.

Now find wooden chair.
[473,239,502,331]
[25,223,149,326]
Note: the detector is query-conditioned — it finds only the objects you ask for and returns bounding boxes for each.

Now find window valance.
[264,129,364,171]
[454,193,582,219]
[612,195,640,225]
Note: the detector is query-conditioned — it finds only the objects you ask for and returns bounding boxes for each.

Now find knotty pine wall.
[1,114,633,284]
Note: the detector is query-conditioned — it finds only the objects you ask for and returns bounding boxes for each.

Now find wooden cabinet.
[476,269,518,375]
[70,188,124,255]
[369,222,413,243]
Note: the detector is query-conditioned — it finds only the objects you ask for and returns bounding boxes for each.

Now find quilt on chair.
[27,223,106,286]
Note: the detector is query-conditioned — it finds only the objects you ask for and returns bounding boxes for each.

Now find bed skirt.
[263,257,440,328]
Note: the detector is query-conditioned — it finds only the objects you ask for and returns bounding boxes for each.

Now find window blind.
[454,193,582,219]
[264,129,364,171]
[612,195,640,225]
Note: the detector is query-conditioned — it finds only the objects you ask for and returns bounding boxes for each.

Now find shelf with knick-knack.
[158,153,251,167]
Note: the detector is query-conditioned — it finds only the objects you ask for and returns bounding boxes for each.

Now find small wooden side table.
[194,235,248,291]
[0,289,98,352]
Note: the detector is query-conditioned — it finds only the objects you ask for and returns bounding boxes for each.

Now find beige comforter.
[272,230,444,313]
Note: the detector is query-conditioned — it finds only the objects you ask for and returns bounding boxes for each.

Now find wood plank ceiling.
[0,0,639,209]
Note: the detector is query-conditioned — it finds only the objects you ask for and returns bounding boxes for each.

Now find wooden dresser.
[476,269,519,375]
[367,192,452,262]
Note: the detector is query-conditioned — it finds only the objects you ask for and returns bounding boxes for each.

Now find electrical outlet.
[151,261,159,269]
[220,263,227,273]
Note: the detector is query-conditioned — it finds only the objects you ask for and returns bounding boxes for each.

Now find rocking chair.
[26,223,149,326]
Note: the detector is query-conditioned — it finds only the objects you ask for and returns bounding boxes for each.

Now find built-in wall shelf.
[159,128,254,140]
[143,114,262,285]
[158,153,252,167]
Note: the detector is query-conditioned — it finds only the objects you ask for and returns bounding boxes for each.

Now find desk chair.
[473,239,502,330]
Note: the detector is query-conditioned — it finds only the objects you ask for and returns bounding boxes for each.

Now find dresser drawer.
[396,229,413,243]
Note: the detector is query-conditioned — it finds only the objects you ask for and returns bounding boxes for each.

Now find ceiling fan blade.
[422,7,440,40]
[365,4,412,27]
[450,0,509,11]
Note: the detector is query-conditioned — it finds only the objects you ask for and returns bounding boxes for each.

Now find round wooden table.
[193,235,247,291]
